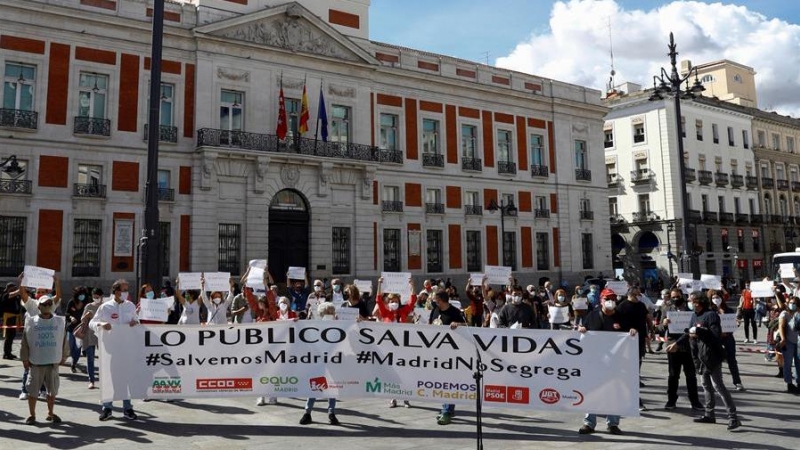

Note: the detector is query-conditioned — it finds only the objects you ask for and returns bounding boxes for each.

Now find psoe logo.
[152,377,181,394]
[483,385,507,403]
[309,376,329,392]
[484,385,530,404]
[539,388,560,405]
[196,378,253,391]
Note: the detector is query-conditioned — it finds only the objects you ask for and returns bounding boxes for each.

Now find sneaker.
[267,397,278,405]
[19,392,28,401]
[752,340,758,344]
[578,425,595,434]
[99,408,112,421]
[123,409,137,420]
[735,384,745,391]
[299,412,312,425]
[46,414,62,423]
[639,381,646,388]
[437,412,452,425]
[403,400,411,408]
[639,404,648,412]
[71,364,77,373]
[88,383,95,390]
[38,391,47,399]
[25,416,36,425]
[328,413,340,425]
[788,383,797,393]
[693,416,716,424]
[256,396,266,406]
[664,402,677,410]
[742,339,750,344]
[727,418,741,430]
[388,399,397,408]
[607,425,623,435]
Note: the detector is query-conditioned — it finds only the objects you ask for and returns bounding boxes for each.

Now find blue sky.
[369,1,800,115]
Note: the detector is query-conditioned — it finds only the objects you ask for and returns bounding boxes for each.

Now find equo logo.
[539,388,560,404]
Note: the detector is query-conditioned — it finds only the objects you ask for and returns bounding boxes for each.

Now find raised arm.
[198,276,207,306]
[175,278,185,305]
[376,277,384,300]
[53,275,62,306]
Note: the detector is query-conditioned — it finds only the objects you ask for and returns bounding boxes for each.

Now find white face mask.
[604,300,616,310]
[279,303,289,312]
[712,297,722,306]
[388,302,400,311]
[314,286,322,293]
[120,291,129,301]
[557,295,565,302]
[512,296,522,305]
[213,297,222,304]
[333,285,341,292]
[506,294,513,302]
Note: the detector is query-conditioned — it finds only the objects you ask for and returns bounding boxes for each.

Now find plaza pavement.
[1,326,799,450]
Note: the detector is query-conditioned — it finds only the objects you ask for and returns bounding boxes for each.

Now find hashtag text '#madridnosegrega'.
[149,351,344,366]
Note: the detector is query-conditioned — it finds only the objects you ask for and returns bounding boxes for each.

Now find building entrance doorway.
[268,189,309,284]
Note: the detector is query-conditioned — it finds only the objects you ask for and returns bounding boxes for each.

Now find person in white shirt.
[206,284,233,325]
[89,279,139,421]
[175,278,204,325]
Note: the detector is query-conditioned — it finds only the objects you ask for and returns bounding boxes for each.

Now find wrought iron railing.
[685,168,696,182]
[498,161,517,174]
[74,116,111,136]
[630,169,654,183]
[145,124,178,143]
[422,153,444,168]
[688,210,702,223]
[0,109,38,130]
[702,212,718,223]
[381,201,404,212]
[73,183,106,198]
[731,174,744,188]
[762,177,774,189]
[746,175,758,189]
[792,181,800,192]
[534,209,550,218]
[610,214,626,225]
[698,170,713,185]
[714,172,729,186]
[575,168,592,181]
[462,157,482,171]
[735,213,749,224]
[379,149,404,164]
[580,210,594,220]
[465,205,483,216]
[531,164,548,177]
[425,203,445,214]
[777,179,790,191]
[632,211,657,222]
[750,214,763,224]
[158,188,174,201]
[0,179,32,194]
[719,212,734,223]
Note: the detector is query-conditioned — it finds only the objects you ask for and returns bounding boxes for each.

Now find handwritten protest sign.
[414,309,431,324]
[485,266,512,285]
[248,259,267,270]
[354,279,373,294]
[335,307,360,321]
[287,266,306,281]
[204,272,231,292]
[677,278,704,295]
[667,311,694,334]
[469,273,486,286]
[381,272,412,295]
[749,281,773,298]
[178,272,202,290]
[548,306,570,324]
[780,263,795,279]
[720,314,738,333]
[605,281,629,296]
[572,298,588,310]
[245,267,265,290]
[139,296,173,322]
[21,265,54,290]
[701,274,722,290]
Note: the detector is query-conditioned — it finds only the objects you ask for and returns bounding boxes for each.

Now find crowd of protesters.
[3,268,800,434]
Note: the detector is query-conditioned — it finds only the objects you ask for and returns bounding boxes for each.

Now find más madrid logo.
[196,378,253,392]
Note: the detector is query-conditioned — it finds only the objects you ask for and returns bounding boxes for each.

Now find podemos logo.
[196,378,253,392]
[151,377,181,394]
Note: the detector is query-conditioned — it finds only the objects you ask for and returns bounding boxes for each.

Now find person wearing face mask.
[548,288,574,330]
[428,290,467,425]
[90,279,140,421]
[737,280,758,343]
[18,274,62,401]
[587,284,600,310]
[174,277,204,325]
[682,293,741,430]
[497,285,536,329]
[303,279,329,320]
[659,290,704,411]
[79,288,104,389]
[776,296,800,393]
[20,295,69,425]
[137,283,169,326]
[708,289,744,391]
[340,284,370,321]
[577,292,637,435]
[374,277,417,324]
[64,286,89,373]
[465,276,488,327]
[286,271,311,314]
[205,278,234,325]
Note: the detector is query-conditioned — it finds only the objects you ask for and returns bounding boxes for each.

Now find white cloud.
[495,0,800,116]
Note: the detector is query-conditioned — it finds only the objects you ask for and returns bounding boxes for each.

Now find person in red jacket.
[375,277,416,324]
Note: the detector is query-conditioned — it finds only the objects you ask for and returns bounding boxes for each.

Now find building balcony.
[746,175,758,189]
[630,169,654,184]
[0,109,38,130]
[465,204,483,216]
[777,179,790,191]
[379,149,404,164]
[750,214,763,224]
[579,210,594,221]
[0,179,32,194]
[610,214,626,225]
[735,213,749,224]
[74,116,111,137]
[771,214,784,224]
[688,209,702,223]
[719,212,734,224]
[73,183,106,198]
[793,181,800,192]
[534,209,551,219]
[531,164,549,177]
[144,124,178,143]
[714,172,729,187]
[604,140,614,149]
[462,157,482,172]
[157,187,174,202]
[425,202,445,214]
[731,174,744,188]
[575,168,592,181]
[422,153,444,168]
[607,173,621,187]
[381,200,404,212]
[698,170,713,185]
[498,160,517,174]
[684,168,696,182]
[702,211,718,223]
[762,177,774,189]
[632,211,658,223]
[197,128,381,162]
[633,134,645,143]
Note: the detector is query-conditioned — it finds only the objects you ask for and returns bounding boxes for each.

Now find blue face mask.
[145,291,155,299]
[78,294,86,301]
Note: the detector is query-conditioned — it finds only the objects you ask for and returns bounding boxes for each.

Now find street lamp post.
[488,198,517,266]
[666,222,675,279]
[649,32,705,279]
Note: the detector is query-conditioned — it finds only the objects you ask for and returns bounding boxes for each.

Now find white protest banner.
[469,273,486,286]
[178,272,203,290]
[246,267,265,291]
[248,259,267,270]
[204,272,231,292]
[139,297,173,322]
[335,307,360,321]
[700,274,722,290]
[354,279,373,294]
[677,278,703,295]
[780,263,795,279]
[667,311,695,334]
[605,281,629,297]
[21,265,55,290]
[548,306,570,324]
[572,298,588,311]
[485,266,512,285]
[720,314,738,333]
[99,322,640,417]
[287,266,306,281]
[381,272,412,296]
[414,309,431,325]
[749,281,773,298]
[677,273,693,281]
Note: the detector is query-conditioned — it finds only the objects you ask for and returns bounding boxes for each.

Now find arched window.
[764,194,773,215]
[779,195,788,217]
[701,74,715,83]
[733,74,743,83]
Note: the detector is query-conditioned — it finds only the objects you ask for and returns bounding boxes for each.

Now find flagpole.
[314,79,322,154]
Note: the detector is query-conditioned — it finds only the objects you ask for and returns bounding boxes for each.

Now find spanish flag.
[298,82,310,135]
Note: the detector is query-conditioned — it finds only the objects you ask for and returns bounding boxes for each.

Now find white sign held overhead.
[749,281,774,298]
[485,266,512,285]
[572,298,588,310]
[353,279,372,294]
[204,272,231,292]
[178,272,203,291]
[248,259,267,270]
[469,273,486,286]
[246,267,265,291]
[780,263,795,279]
[381,272,412,296]
[21,265,55,290]
[700,274,722,290]
[605,281,629,296]
[287,266,306,281]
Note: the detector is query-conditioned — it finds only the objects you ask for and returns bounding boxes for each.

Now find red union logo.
[111,313,119,320]
[507,387,530,404]
[309,377,329,392]
[483,385,507,402]
[196,378,253,391]
[539,388,560,404]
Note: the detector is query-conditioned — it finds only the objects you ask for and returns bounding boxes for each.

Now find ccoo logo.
[196,378,253,391]
[539,388,560,404]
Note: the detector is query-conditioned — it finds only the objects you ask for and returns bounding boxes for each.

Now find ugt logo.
[366,378,382,393]
[309,376,329,392]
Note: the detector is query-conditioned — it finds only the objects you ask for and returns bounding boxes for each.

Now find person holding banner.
[709,290,744,391]
[20,295,69,425]
[497,285,536,329]
[90,279,140,421]
[660,290,704,411]
[80,288,104,390]
[287,272,310,314]
[577,293,637,435]
[684,293,741,430]
[776,296,800,393]
[429,290,467,425]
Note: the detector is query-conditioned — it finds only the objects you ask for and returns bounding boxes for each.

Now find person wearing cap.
[90,279,140,421]
[18,273,62,401]
[20,294,69,425]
